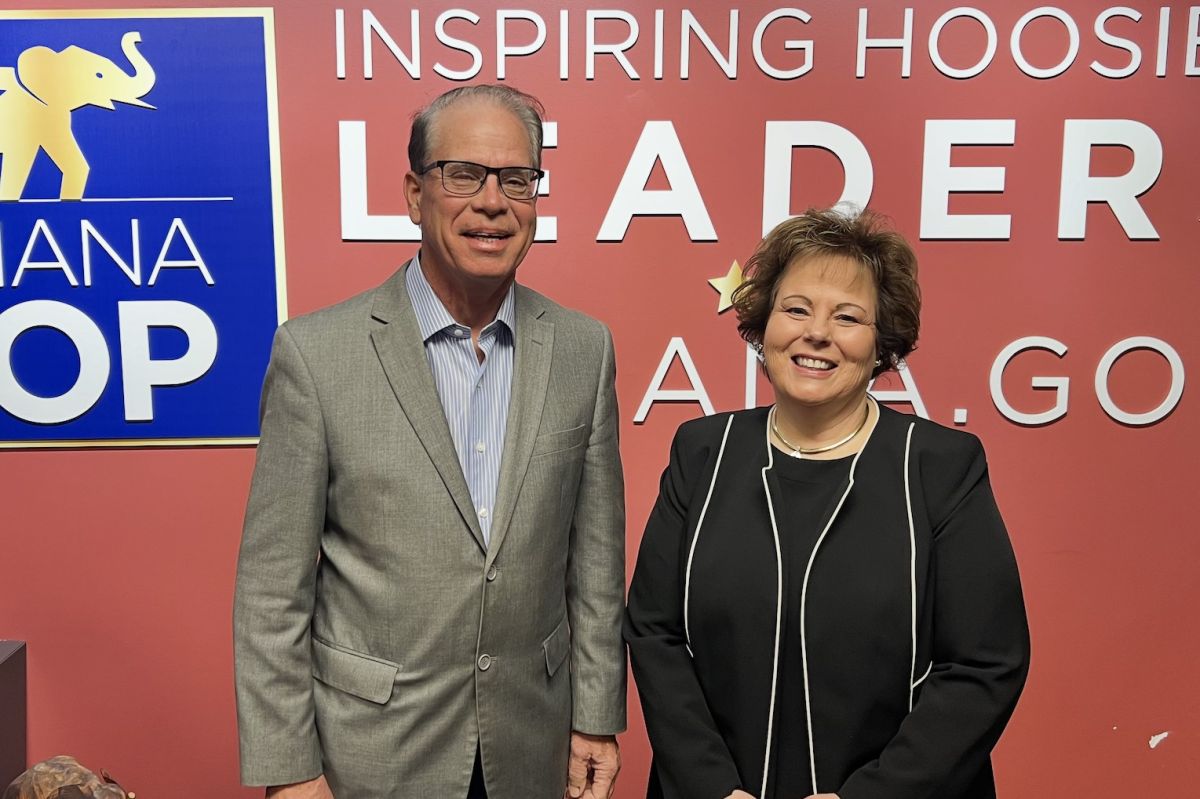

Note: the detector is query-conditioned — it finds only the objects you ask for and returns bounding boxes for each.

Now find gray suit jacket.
[233,262,627,798]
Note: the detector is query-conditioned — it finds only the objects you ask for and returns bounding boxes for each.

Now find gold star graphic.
[708,260,744,314]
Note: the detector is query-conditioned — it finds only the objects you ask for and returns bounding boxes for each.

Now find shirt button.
[477,654,492,671]
[475,441,486,453]
[478,507,488,519]
[486,564,499,582]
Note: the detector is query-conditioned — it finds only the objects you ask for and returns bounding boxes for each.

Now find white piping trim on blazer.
[912,660,933,690]
[758,412,785,799]
[795,398,875,797]
[904,422,918,711]
[757,398,880,798]
[683,414,735,656]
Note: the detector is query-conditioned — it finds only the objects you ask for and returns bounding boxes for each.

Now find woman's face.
[763,255,879,413]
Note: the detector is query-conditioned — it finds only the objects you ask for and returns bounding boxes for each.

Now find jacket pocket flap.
[542,616,570,677]
[531,424,588,457]
[311,637,398,704]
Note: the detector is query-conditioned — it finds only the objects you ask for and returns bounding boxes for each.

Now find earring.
[874,358,882,367]
[754,343,765,362]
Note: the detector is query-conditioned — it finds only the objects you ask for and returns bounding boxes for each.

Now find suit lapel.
[487,285,554,563]
[369,263,486,553]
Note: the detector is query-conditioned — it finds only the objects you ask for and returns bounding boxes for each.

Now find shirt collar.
[406,253,516,343]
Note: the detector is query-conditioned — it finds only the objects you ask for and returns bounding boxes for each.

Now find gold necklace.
[770,400,871,458]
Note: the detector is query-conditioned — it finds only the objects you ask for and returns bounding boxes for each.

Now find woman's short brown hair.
[732,207,921,378]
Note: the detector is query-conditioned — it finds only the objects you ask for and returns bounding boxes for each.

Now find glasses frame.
[418,159,545,200]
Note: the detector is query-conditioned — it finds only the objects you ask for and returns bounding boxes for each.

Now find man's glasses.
[419,160,544,200]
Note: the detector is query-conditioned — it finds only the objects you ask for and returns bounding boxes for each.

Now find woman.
[624,208,1029,799]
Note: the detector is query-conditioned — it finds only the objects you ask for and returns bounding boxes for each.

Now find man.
[233,85,626,799]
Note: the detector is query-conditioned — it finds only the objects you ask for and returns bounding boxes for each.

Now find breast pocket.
[530,423,588,459]
[528,424,589,525]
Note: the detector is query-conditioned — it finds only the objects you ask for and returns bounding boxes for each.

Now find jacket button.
[486,564,499,582]
[477,654,492,671]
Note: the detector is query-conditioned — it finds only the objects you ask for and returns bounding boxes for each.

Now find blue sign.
[0,10,285,446]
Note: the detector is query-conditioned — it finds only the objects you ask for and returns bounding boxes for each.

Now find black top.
[772,452,853,795]
[625,406,1030,799]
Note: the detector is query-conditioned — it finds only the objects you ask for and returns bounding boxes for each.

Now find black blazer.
[625,405,1030,799]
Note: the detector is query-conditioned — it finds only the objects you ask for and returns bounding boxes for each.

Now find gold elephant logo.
[0,31,156,201]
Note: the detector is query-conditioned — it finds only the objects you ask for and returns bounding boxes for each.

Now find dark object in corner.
[0,642,24,788]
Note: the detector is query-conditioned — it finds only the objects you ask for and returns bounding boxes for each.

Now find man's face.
[404,100,538,294]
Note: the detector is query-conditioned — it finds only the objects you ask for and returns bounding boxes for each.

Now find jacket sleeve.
[624,422,744,799]
[232,324,327,787]
[566,325,628,735]
[839,435,1030,799]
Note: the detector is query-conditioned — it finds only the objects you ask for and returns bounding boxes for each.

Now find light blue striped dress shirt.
[406,257,514,548]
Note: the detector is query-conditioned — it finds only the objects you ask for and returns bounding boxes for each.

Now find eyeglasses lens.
[440,162,538,199]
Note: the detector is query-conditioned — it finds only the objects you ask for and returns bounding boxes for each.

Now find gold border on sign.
[0,7,288,450]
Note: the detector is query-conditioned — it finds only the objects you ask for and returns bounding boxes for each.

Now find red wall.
[3,1,1198,795]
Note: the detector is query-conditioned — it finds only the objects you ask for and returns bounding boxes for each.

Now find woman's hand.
[803,794,841,798]
[725,792,758,799]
